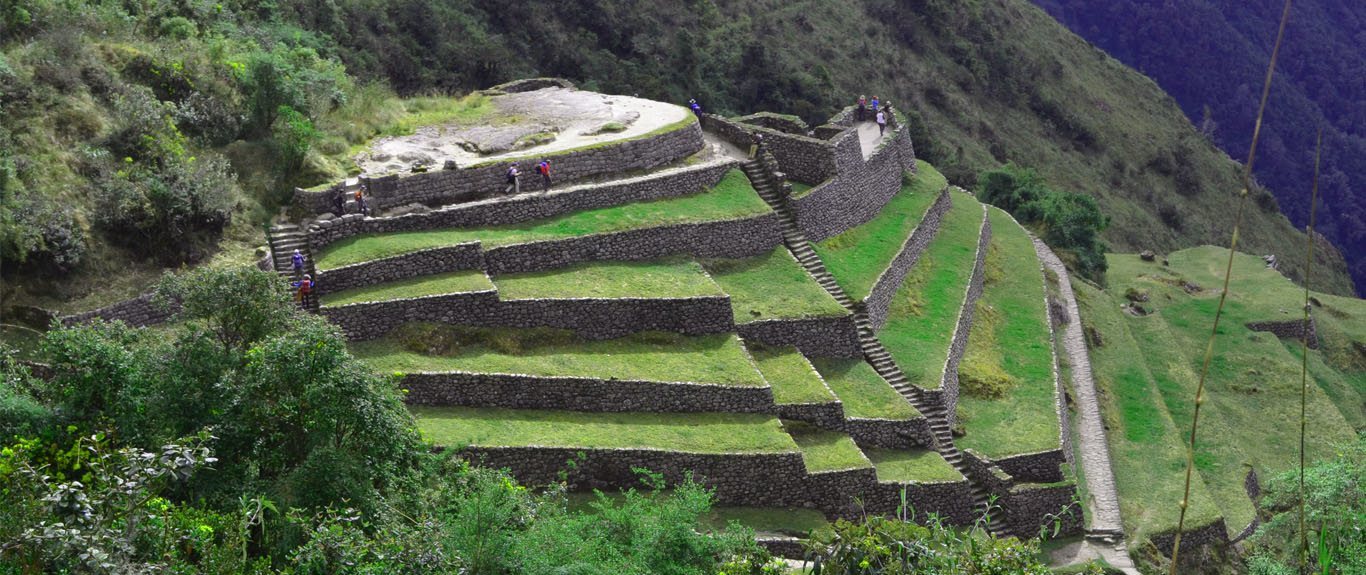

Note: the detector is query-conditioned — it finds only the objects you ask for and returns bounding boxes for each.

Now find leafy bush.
[803,513,1057,574]
[0,190,87,273]
[95,153,233,264]
[1246,437,1365,575]
[978,163,1110,282]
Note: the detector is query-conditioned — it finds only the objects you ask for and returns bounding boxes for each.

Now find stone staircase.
[740,157,1008,536]
[267,224,319,312]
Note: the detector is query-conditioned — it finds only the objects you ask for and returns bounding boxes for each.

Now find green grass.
[878,190,986,389]
[1078,246,1365,543]
[352,325,765,386]
[865,448,963,483]
[786,423,872,473]
[412,406,796,453]
[810,358,918,420]
[315,169,768,270]
[565,492,830,536]
[320,270,494,306]
[701,248,847,323]
[747,345,836,405]
[789,181,816,199]
[955,208,1061,459]
[813,161,947,300]
[493,258,723,299]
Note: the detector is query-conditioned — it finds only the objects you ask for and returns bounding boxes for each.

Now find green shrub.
[157,16,196,39]
[977,163,1109,282]
[95,154,233,264]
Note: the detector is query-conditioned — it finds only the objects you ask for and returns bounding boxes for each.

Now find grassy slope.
[701,248,847,323]
[814,161,946,301]
[810,358,918,420]
[955,208,1060,459]
[321,270,494,306]
[787,425,873,473]
[748,345,836,405]
[412,406,795,453]
[315,169,767,269]
[878,190,984,389]
[865,448,964,483]
[493,259,722,299]
[352,329,765,386]
[1079,247,1363,541]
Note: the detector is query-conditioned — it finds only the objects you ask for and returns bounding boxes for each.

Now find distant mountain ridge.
[1034,0,1366,296]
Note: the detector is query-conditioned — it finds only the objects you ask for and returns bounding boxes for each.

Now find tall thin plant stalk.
[1168,0,1294,571]
[1297,128,1322,574]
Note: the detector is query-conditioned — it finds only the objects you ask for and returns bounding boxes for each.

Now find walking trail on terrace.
[1033,237,1140,575]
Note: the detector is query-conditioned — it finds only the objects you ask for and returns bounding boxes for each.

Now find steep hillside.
[1075,247,1364,549]
[1035,0,1366,296]
[0,0,1354,316]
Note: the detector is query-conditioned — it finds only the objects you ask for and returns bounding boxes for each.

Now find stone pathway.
[703,132,751,161]
[856,120,883,160]
[1032,237,1139,574]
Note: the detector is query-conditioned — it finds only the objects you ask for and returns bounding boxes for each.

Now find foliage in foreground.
[976,164,1109,282]
[1245,437,1365,575]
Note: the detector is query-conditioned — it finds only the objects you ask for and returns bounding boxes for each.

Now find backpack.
[538,163,549,175]
[507,168,517,183]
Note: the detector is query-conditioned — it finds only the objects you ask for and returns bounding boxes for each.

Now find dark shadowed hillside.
[1035,0,1366,296]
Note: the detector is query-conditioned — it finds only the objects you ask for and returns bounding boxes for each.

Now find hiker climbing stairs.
[741,156,1009,536]
[268,223,319,313]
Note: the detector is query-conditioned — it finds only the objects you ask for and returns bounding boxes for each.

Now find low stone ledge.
[402,371,775,414]
[307,159,736,251]
[867,479,977,526]
[482,214,782,275]
[844,417,933,450]
[1002,482,1083,540]
[865,186,952,328]
[776,402,847,431]
[315,242,484,296]
[1149,518,1231,559]
[321,290,500,340]
[1245,318,1319,349]
[60,292,180,328]
[736,315,861,359]
[993,449,1068,485]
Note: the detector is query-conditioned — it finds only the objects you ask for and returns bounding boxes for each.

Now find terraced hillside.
[242,94,1092,548]
[1076,247,1365,548]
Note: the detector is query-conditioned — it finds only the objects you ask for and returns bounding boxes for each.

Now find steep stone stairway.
[741,157,1008,535]
[267,224,319,312]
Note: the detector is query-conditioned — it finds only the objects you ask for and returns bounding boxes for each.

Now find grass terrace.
[565,493,831,537]
[865,448,963,483]
[320,270,494,307]
[701,248,847,323]
[352,325,765,386]
[315,169,768,270]
[955,208,1061,459]
[785,423,873,473]
[814,161,947,300]
[412,406,796,453]
[747,345,836,405]
[877,190,985,389]
[810,358,918,420]
[493,258,723,299]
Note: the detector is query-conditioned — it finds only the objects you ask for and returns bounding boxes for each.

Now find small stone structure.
[1245,318,1319,349]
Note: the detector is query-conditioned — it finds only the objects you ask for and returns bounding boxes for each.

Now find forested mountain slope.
[0,0,1354,312]
[1035,0,1366,296]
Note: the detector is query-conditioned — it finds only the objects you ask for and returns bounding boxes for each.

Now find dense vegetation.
[0,267,1082,573]
[977,164,1108,282]
[1035,0,1366,296]
[0,0,1354,317]
[1245,437,1364,575]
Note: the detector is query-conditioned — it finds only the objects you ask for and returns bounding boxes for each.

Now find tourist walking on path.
[876,110,887,136]
[332,188,345,216]
[871,95,880,113]
[537,159,552,191]
[505,162,521,195]
[292,274,313,308]
[353,186,369,216]
[857,95,867,121]
[689,98,703,121]
[291,249,305,277]
[748,132,765,159]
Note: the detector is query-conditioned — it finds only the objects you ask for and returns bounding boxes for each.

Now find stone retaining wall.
[322,291,735,341]
[844,417,934,450]
[402,371,774,414]
[938,207,991,425]
[307,160,736,251]
[1003,482,1084,539]
[481,214,782,275]
[60,293,180,328]
[864,187,952,329]
[788,113,917,243]
[993,449,1068,484]
[732,112,810,135]
[294,118,704,215]
[315,243,484,296]
[866,479,977,526]
[1246,318,1319,349]
[776,402,847,430]
[1150,519,1231,559]
[736,316,861,359]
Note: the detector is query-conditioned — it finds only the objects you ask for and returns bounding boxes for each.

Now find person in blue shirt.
[689,98,703,120]
[291,249,305,277]
[871,96,880,113]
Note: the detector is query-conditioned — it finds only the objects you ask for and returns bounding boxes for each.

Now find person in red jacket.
[537,159,552,191]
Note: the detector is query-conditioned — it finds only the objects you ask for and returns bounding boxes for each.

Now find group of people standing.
[502,159,554,195]
[857,95,889,135]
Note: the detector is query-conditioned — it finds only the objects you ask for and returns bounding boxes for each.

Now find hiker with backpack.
[748,132,765,159]
[871,96,880,114]
[876,109,887,136]
[857,95,867,122]
[537,160,552,191]
[504,162,521,195]
[292,274,313,308]
[689,98,703,121]
[354,186,369,216]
